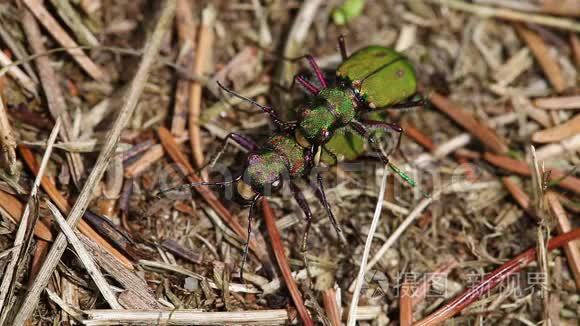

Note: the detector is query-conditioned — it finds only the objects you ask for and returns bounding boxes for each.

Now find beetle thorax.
[298,88,356,144]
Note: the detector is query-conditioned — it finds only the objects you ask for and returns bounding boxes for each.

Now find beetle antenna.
[156,175,242,197]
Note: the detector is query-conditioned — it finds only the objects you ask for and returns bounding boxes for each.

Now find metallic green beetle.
[290,38,421,185]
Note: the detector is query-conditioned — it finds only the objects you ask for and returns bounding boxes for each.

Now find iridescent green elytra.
[336,46,417,108]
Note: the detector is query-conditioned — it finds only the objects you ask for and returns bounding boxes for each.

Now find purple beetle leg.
[158,174,242,196]
[350,120,392,166]
[217,81,292,129]
[338,35,348,61]
[294,75,320,95]
[207,132,259,169]
[310,172,347,244]
[360,119,404,157]
[290,181,313,252]
[305,55,328,89]
[239,194,262,282]
[225,133,259,151]
[389,98,424,109]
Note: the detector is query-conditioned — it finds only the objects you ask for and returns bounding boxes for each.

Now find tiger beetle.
[163,37,422,278]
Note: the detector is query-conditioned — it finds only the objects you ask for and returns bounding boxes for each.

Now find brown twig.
[515,24,567,93]
[401,121,436,151]
[0,190,52,242]
[11,1,175,322]
[322,288,341,326]
[0,93,17,175]
[413,227,580,326]
[262,198,314,326]
[571,33,580,67]
[189,6,215,170]
[540,0,580,17]
[534,95,580,110]
[172,0,196,136]
[22,0,108,81]
[428,91,509,154]
[501,177,534,217]
[546,192,580,289]
[400,280,413,326]
[532,113,580,143]
[156,127,271,269]
[484,152,580,194]
[22,9,85,187]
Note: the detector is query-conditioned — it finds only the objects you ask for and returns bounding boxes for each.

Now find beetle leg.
[290,181,313,252]
[349,120,391,165]
[304,55,328,88]
[217,81,292,129]
[338,35,348,61]
[240,194,262,282]
[158,174,242,197]
[208,132,258,168]
[310,172,347,244]
[360,119,404,157]
[295,74,320,95]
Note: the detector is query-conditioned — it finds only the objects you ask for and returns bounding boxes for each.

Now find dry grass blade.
[0,190,52,241]
[22,9,85,186]
[532,114,580,143]
[428,0,580,32]
[484,152,580,194]
[428,91,509,154]
[347,171,387,326]
[535,134,580,161]
[156,127,271,268]
[515,24,567,93]
[11,1,176,323]
[46,200,122,309]
[189,6,215,170]
[22,0,107,81]
[0,51,38,96]
[534,95,580,110]
[18,145,133,269]
[546,192,580,289]
[262,198,314,326]
[82,309,289,325]
[0,119,59,324]
[48,0,100,47]
[413,228,580,326]
[365,194,435,273]
[0,93,17,175]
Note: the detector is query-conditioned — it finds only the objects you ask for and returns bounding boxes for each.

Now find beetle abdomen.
[265,134,309,177]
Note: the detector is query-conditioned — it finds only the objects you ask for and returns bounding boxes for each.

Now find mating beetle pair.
[172,37,421,275]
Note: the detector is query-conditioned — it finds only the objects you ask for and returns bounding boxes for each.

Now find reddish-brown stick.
[484,152,580,194]
[262,198,314,326]
[413,227,580,326]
